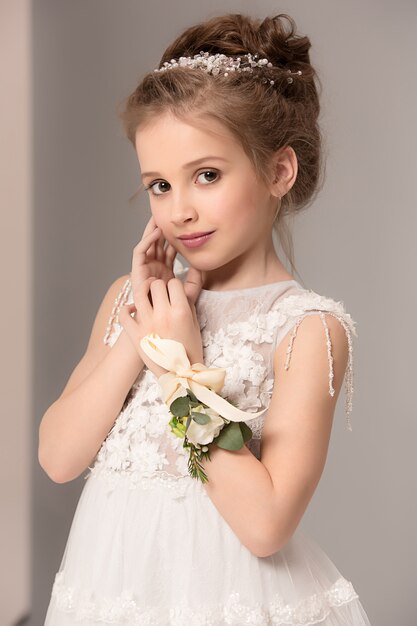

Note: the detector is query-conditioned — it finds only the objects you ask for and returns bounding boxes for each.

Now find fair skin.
[120,111,297,375]
[137,111,296,291]
[119,111,349,558]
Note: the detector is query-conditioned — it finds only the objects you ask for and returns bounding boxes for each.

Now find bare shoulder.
[274,311,349,383]
[263,309,351,472]
[270,311,350,432]
[57,273,131,400]
[89,273,131,352]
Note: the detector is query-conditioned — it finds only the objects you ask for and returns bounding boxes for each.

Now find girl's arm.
[38,275,144,484]
[200,312,349,558]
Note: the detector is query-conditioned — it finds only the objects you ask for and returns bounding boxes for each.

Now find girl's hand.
[118,276,205,379]
[131,214,178,288]
[131,214,206,307]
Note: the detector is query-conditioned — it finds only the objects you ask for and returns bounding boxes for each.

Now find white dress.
[44,262,372,625]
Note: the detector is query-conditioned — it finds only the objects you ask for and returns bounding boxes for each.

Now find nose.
[169,190,198,225]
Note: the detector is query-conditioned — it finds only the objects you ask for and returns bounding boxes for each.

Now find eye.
[196,169,219,184]
[144,181,171,196]
[144,169,220,197]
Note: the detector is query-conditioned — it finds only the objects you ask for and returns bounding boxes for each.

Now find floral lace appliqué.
[95,278,358,492]
[51,572,360,625]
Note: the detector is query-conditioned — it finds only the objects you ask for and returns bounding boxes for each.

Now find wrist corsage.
[140,333,268,483]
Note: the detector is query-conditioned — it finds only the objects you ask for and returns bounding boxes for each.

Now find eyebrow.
[140,156,229,180]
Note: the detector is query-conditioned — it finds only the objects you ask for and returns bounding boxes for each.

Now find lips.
[178,230,215,240]
[179,231,215,249]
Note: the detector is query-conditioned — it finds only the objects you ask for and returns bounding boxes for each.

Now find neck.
[201,235,293,291]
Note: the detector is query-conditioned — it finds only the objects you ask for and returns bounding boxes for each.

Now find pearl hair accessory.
[154,51,302,85]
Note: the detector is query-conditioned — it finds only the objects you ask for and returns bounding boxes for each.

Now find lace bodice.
[86,263,357,496]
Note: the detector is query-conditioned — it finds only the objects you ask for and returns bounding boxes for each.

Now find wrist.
[188,350,204,364]
[115,328,145,367]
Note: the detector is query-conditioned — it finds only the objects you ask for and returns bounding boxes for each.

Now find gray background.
[4,0,417,624]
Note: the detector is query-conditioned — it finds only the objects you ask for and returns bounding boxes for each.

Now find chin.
[184,256,227,273]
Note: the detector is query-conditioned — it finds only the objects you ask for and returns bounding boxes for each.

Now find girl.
[41,12,372,625]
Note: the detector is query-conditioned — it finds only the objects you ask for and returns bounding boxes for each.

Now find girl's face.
[135,112,279,281]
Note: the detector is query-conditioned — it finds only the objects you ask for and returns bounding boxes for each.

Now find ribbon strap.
[140,333,268,423]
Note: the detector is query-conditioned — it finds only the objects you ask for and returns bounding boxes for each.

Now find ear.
[268,146,298,198]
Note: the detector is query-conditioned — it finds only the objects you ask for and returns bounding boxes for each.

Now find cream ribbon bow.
[140,333,268,422]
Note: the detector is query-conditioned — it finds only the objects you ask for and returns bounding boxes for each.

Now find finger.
[165,242,178,268]
[183,266,205,304]
[155,230,166,261]
[142,214,158,237]
[146,239,157,262]
[147,216,163,259]
[142,217,159,260]
[118,303,142,345]
[131,229,161,284]
[166,277,192,310]
[146,216,164,261]
[138,217,160,254]
[117,303,137,327]
[149,278,171,314]
[134,276,158,318]
[118,307,153,360]
[144,227,160,262]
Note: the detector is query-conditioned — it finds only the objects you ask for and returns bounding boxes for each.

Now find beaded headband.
[154,51,302,85]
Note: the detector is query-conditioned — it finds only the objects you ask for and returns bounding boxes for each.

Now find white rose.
[186,405,225,446]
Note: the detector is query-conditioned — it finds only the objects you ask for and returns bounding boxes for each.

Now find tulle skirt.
[44,471,371,625]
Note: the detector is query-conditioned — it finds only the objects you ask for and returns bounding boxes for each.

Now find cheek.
[208,187,252,223]
[149,209,167,231]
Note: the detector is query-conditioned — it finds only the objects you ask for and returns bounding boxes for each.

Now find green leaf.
[186,388,199,403]
[170,426,186,438]
[170,395,190,417]
[239,421,253,443]
[214,422,244,451]
[187,445,210,483]
[190,411,211,425]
